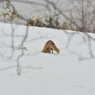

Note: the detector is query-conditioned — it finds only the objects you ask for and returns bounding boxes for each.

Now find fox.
[41,40,60,54]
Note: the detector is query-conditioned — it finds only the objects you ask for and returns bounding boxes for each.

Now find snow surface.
[0,22,95,95]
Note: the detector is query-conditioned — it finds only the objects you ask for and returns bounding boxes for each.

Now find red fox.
[41,40,60,54]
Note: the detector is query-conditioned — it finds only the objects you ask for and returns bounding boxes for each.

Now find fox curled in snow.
[41,40,60,54]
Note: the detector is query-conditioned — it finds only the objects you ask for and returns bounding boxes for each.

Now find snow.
[0,22,95,95]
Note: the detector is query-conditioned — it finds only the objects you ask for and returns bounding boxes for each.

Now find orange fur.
[42,40,60,54]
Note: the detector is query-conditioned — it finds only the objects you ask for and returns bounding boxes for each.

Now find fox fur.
[42,40,60,54]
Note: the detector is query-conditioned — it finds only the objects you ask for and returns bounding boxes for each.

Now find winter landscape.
[0,22,95,95]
